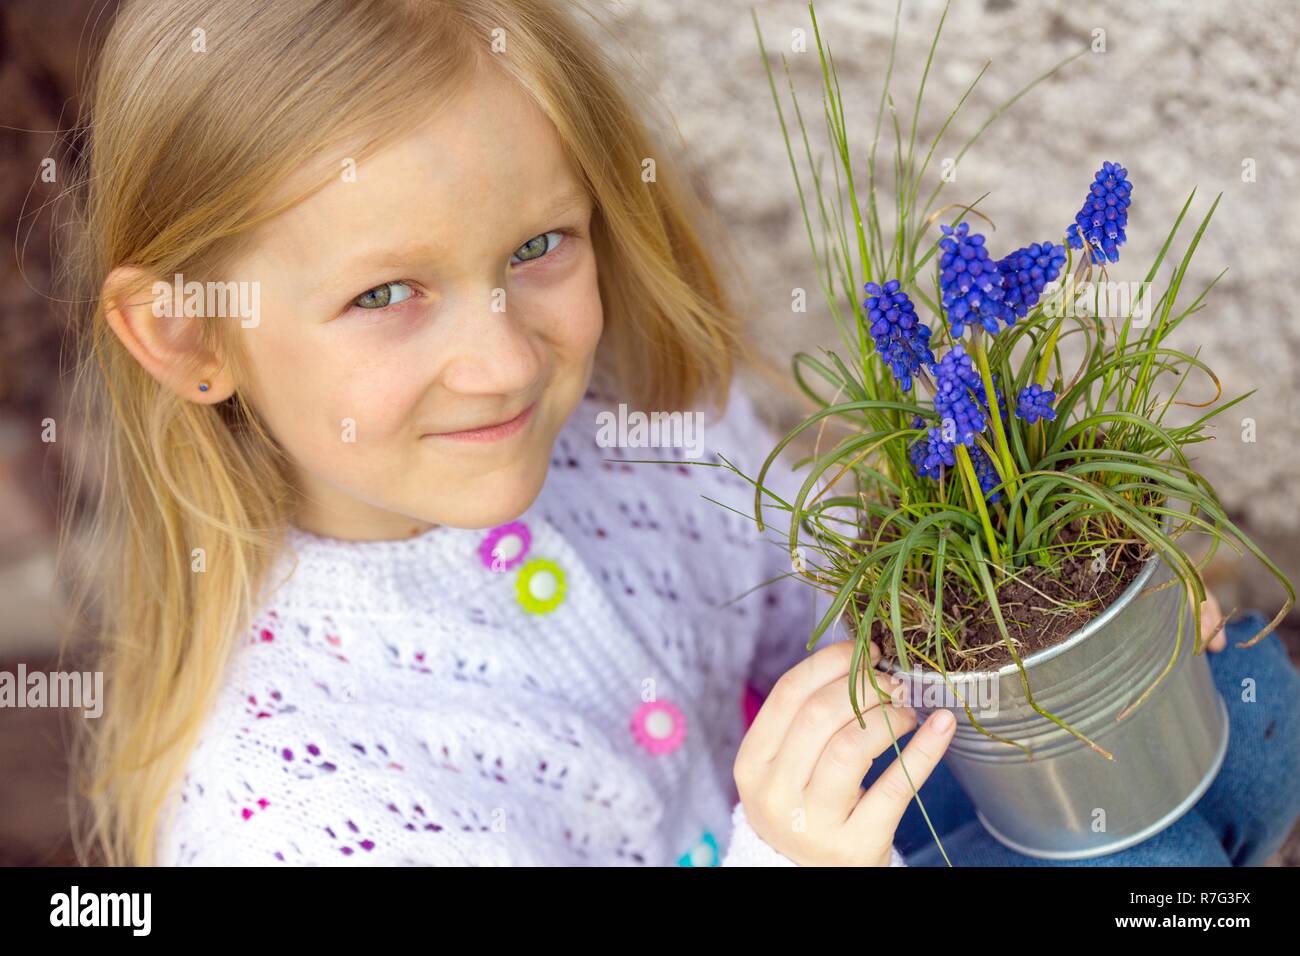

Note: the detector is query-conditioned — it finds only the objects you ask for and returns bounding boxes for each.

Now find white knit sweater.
[156,381,906,867]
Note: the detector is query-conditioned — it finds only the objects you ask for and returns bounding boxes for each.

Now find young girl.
[60,0,942,867]
[59,0,1297,869]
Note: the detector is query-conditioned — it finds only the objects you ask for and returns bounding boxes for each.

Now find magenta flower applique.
[478,521,532,572]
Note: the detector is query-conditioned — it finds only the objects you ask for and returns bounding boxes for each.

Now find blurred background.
[1,0,1296,864]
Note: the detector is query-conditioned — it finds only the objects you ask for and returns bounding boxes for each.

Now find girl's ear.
[101,265,236,403]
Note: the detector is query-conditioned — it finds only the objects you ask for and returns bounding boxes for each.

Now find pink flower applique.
[478,521,532,572]
[630,700,687,756]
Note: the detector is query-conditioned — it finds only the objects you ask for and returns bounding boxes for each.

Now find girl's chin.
[419,464,550,531]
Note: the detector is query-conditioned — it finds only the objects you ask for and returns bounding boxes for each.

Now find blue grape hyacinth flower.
[938,222,1005,338]
[863,280,936,392]
[999,241,1067,319]
[1067,161,1132,264]
[908,416,1001,503]
[969,443,1003,504]
[932,344,989,446]
[908,416,946,481]
[1015,383,1057,425]
[910,426,957,481]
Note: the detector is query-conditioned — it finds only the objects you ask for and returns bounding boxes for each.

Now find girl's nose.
[436,295,544,395]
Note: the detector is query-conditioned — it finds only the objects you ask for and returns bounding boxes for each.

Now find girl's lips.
[426,401,536,442]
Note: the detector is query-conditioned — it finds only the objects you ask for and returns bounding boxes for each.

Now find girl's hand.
[733,639,956,866]
[1200,591,1226,653]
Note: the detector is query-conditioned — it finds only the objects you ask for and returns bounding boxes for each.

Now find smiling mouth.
[425,401,537,442]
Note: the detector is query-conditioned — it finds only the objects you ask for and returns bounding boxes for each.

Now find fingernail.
[930,709,955,732]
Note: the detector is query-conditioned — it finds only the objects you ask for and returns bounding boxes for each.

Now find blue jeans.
[864,612,1300,866]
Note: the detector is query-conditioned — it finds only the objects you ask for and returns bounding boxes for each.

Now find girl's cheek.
[246,335,426,464]
[534,253,603,352]
[317,363,428,445]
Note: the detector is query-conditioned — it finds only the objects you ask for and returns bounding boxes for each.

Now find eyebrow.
[537,184,592,221]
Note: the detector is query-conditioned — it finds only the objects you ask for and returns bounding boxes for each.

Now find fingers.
[1199,590,1226,652]
[846,708,956,842]
[767,662,901,791]
[804,700,919,822]
[739,639,881,767]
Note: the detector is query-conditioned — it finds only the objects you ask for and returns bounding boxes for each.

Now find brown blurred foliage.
[0,0,117,419]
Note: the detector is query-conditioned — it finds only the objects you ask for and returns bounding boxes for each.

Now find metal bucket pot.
[890,550,1230,859]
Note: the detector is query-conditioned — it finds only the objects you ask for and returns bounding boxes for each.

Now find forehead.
[245,64,588,266]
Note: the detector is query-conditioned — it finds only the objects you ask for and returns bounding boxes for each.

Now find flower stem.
[956,444,1001,568]
[971,331,1019,494]
[1034,316,1064,387]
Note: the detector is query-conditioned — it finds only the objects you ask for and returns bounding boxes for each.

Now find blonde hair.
[56,0,785,865]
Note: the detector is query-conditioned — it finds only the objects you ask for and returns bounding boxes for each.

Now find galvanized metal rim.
[887,546,1165,686]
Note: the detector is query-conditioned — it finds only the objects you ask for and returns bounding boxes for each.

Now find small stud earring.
[198,382,210,393]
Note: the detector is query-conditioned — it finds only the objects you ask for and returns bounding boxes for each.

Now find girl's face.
[225,66,603,539]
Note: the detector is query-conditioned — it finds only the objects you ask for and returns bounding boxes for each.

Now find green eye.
[353,281,414,310]
[511,231,564,265]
